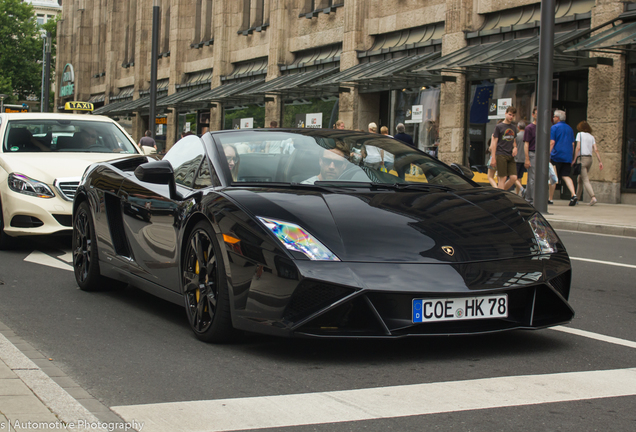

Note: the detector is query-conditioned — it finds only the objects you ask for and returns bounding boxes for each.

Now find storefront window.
[394,88,440,157]
[178,112,198,137]
[467,78,536,167]
[625,65,636,190]
[224,104,265,130]
[282,97,338,129]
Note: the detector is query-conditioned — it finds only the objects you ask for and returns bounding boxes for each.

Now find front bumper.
[231,252,574,338]
[1,184,74,237]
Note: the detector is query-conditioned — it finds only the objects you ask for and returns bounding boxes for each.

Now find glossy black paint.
[72,130,574,340]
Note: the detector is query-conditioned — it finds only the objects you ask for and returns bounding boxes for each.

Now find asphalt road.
[0,230,634,431]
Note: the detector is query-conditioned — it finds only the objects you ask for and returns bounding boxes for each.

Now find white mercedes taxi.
[0,111,142,249]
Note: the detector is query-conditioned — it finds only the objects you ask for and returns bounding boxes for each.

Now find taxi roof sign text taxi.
[64,101,94,112]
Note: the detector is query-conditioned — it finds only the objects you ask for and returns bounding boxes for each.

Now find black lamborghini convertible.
[72,129,574,342]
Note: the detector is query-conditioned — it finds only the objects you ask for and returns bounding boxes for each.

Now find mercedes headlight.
[258,217,340,261]
[528,213,558,254]
[8,173,55,198]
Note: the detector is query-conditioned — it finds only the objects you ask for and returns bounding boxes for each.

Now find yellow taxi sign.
[64,101,94,112]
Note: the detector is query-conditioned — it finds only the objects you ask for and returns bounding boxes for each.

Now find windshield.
[3,119,139,154]
[215,130,473,189]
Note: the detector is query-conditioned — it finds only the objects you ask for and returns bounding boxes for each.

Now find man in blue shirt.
[550,110,578,206]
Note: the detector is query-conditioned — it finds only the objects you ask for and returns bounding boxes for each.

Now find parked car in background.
[0,112,142,249]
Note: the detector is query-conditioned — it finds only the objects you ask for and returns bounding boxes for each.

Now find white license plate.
[412,294,508,323]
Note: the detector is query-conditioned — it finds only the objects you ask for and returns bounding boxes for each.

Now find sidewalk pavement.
[0,199,634,431]
[541,199,636,238]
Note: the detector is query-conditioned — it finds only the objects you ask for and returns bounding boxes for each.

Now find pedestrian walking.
[394,123,415,147]
[574,121,603,206]
[139,130,156,153]
[524,107,538,205]
[490,106,518,190]
[514,120,526,196]
[550,110,578,206]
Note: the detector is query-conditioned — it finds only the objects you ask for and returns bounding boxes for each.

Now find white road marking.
[24,251,73,272]
[557,229,636,239]
[112,368,636,432]
[570,257,636,269]
[551,326,636,349]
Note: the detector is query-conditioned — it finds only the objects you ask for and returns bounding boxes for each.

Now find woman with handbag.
[574,121,603,206]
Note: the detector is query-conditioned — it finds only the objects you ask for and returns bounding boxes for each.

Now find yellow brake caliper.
[194,252,208,311]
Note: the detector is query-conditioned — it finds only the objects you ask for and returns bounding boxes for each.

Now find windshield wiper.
[374,182,453,192]
[233,182,358,192]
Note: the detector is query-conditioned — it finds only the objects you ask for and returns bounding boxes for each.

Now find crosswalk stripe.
[24,251,73,272]
[551,325,636,349]
[112,368,636,432]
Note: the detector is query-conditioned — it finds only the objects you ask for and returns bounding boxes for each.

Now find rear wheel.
[182,221,235,343]
[73,201,123,291]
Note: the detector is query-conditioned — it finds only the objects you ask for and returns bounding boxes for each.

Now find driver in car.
[301,147,348,184]
[76,127,99,149]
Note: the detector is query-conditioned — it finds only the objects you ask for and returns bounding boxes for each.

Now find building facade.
[55,0,636,204]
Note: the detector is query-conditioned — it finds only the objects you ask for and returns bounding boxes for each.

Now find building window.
[300,1,343,19]
[625,65,636,191]
[123,0,137,67]
[239,0,269,35]
[37,14,45,26]
[193,0,214,48]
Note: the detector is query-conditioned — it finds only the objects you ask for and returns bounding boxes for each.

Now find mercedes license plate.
[412,294,508,323]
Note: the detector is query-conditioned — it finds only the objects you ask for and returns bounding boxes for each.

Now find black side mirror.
[134,160,181,200]
[450,163,475,180]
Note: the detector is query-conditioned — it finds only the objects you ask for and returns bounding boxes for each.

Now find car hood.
[0,152,139,183]
[224,186,540,263]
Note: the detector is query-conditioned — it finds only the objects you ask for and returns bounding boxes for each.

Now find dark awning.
[108,93,168,116]
[93,98,132,115]
[240,67,339,97]
[312,52,454,92]
[179,78,267,108]
[88,94,105,103]
[156,87,209,109]
[414,28,612,76]
[565,20,636,52]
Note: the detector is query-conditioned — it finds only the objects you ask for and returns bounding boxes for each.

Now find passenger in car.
[75,127,99,149]
[224,144,240,181]
[301,147,348,184]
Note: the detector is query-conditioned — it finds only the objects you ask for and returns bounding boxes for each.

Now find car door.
[119,136,206,291]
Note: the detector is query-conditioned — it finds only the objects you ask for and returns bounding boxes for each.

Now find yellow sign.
[4,108,29,113]
[156,117,167,124]
[64,101,94,111]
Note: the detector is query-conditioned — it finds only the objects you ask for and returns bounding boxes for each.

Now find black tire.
[182,221,236,343]
[73,201,121,291]
[0,198,17,250]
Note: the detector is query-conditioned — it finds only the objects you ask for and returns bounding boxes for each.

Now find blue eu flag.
[469,82,493,124]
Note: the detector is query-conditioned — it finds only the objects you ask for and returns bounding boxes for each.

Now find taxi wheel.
[182,221,236,343]
[73,201,124,291]
[0,199,17,250]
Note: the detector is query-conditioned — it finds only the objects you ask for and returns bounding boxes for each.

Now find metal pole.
[149,2,160,140]
[43,32,51,113]
[41,35,46,112]
[534,0,555,213]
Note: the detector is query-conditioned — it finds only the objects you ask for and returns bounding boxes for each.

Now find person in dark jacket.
[394,123,415,148]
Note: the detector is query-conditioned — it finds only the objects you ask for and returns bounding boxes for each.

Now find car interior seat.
[56,136,80,150]
[7,128,42,152]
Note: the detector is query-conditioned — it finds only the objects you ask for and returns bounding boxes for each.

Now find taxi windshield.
[3,119,139,154]
[215,130,473,189]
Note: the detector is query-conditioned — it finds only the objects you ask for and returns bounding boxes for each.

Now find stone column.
[264,0,287,128]
[587,1,625,203]
[437,0,481,165]
[339,0,371,130]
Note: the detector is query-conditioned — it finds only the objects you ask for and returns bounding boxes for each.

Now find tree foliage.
[0,0,43,101]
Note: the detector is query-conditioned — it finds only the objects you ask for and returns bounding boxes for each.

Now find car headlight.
[528,213,558,254]
[257,217,340,261]
[8,173,56,198]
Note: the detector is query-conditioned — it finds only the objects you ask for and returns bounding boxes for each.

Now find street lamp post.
[0,94,7,113]
[535,0,556,213]
[43,32,51,113]
[149,1,160,140]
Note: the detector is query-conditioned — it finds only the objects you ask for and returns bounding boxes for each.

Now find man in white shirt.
[302,147,348,184]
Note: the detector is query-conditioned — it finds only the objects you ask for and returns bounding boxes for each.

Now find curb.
[0,322,132,431]
[546,219,636,238]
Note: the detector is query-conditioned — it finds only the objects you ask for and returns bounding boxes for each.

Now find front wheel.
[182,221,236,343]
[73,201,123,291]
